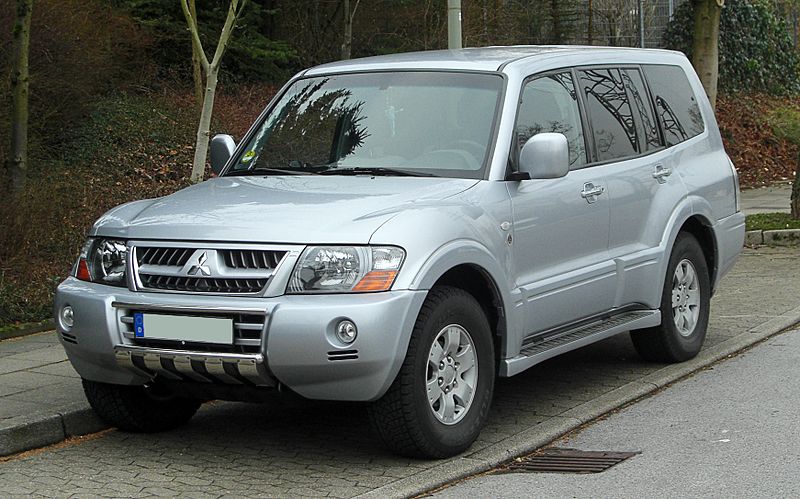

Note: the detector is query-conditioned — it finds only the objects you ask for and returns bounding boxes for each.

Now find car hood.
[92,176,479,244]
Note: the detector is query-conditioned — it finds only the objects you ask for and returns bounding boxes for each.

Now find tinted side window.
[622,69,661,151]
[643,65,705,147]
[578,68,638,162]
[516,72,587,168]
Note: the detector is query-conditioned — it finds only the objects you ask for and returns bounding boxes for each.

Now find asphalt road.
[436,327,800,498]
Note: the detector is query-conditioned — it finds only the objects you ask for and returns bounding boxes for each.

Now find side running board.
[501,309,661,377]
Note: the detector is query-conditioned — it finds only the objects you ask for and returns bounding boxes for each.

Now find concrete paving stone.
[104,482,143,497]
[0,339,51,356]
[0,358,44,375]
[741,184,791,215]
[0,485,35,496]
[139,486,182,497]
[5,380,86,409]
[0,399,46,421]
[7,345,68,364]
[0,385,28,398]
[173,475,214,487]
[0,370,74,390]
[28,361,80,379]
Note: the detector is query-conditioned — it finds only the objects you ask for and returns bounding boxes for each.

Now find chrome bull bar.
[114,345,276,387]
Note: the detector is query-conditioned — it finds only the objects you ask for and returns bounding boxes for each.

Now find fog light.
[61,305,74,329]
[336,320,357,344]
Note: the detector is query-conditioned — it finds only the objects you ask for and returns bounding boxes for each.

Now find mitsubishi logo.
[187,252,212,277]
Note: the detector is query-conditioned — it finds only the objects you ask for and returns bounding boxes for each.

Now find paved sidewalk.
[0,334,104,456]
[741,183,791,215]
[0,247,799,497]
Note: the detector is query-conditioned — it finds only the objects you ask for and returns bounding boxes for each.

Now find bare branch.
[209,0,249,71]
[180,0,210,72]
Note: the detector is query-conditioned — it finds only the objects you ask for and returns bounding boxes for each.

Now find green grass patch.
[746,212,800,231]
[767,106,800,145]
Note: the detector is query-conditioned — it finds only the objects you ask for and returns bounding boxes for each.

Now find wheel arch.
[677,215,718,291]
[431,264,508,365]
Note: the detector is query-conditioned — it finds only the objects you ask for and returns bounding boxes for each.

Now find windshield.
[227,72,503,179]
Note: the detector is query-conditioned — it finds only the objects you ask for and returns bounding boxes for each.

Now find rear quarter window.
[643,65,705,147]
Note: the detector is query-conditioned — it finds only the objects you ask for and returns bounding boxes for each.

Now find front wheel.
[630,232,711,363]
[83,379,202,433]
[368,286,495,459]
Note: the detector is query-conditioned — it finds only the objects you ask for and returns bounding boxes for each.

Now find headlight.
[287,246,405,294]
[73,238,128,287]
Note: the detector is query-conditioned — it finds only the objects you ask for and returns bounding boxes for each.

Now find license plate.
[133,313,233,345]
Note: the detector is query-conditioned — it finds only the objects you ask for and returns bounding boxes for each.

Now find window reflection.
[643,65,705,147]
[622,69,661,151]
[579,69,638,161]
[516,72,586,168]
[230,72,503,179]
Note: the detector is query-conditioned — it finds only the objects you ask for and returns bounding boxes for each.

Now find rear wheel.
[630,233,711,363]
[83,379,201,432]
[368,286,495,458]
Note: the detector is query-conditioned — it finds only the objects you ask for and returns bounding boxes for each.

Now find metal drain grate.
[495,448,639,474]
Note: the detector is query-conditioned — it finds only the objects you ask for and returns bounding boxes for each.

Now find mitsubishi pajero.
[55,46,745,458]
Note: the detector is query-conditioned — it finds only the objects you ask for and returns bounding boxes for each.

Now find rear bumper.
[713,211,745,290]
[54,278,427,401]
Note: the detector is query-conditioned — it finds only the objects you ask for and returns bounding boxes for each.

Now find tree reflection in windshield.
[229,72,503,179]
[248,78,370,169]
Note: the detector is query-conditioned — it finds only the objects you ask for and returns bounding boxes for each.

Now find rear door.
[590,66,691,309]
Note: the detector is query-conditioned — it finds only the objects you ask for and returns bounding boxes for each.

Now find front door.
[509,70,616,341]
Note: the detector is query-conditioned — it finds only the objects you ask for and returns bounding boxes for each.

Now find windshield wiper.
[318,167,436,177]
[226,167,318,176]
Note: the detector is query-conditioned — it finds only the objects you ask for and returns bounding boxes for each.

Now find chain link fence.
[543,0,688,49]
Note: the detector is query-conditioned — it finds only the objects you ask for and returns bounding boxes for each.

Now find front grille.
[222,249,282,270]
[137,247,194,267]
[140,275,268,293]
[132,245,287,295]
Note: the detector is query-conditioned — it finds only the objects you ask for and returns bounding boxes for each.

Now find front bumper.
[54,277,427,401]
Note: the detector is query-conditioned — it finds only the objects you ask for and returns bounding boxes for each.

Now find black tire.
[82,379,201,432]
[630,232,711,363]
[368,286,495,459]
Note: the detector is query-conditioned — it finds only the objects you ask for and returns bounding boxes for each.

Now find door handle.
[580,182,605,203]
[652,164,672,183]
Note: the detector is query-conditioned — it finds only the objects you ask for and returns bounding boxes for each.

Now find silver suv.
[55,46,744,458]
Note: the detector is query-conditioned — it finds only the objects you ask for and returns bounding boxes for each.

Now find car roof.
[303,45,684,76]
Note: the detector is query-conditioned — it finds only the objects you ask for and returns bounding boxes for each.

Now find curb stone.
[0,320,55,342]
[357,305,800,499]
[0,393,108,457]
[744,229,800,246]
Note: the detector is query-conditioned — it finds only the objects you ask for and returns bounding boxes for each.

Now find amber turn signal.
[352,270,398,292]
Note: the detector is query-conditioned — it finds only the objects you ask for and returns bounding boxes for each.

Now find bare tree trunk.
[181,0,248,183]
[792,152,800,219]
[341,0,360,60]
[588,0,594,44]
[192,68,219,184]
[341,0,351,59]
[189,0,204,115]
[550,0,562,43]
[8,0,33,194]
[692,0,724,110]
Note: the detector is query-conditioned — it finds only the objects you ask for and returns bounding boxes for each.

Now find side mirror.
[210,134,236,175]
[516,133,570,180]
